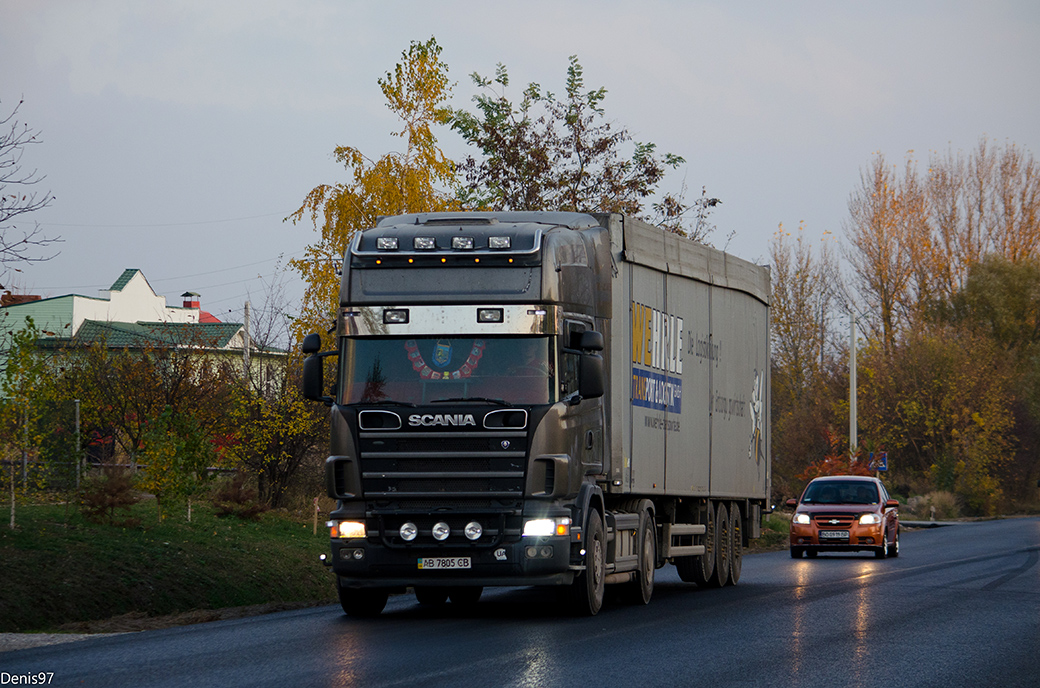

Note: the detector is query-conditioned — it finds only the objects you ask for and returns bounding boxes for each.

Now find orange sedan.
[786,475,899,559]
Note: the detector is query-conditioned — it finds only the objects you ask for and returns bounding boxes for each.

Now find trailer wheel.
[676,501,715,586]
[337,579,389,617]
[571,511,605,615]
[728,503,743,586]
[626,507,656,605]
[708,502,731,588]
[415,586,448,606]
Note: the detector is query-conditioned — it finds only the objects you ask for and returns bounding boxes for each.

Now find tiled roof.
[72,320,244,349]
[109,269,141,291]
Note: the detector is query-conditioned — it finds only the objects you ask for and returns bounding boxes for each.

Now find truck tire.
[625,506,656,605]
[708,502,731,588]
[676,501,715,586]
[337,579,389,617]
[728,503,743,585]
[570,511,605,616]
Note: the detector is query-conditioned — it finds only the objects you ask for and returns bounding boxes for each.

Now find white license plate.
[418,557,471,570]
[819,530,848,539]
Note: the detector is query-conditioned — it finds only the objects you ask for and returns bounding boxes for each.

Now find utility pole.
[243,300,251,384]
[849,314,858,460]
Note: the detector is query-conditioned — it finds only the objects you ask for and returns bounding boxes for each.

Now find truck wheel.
[337,579,389,617]
[676,501,715,586]
[625,507,656,605]
[708,502,731,588]
[415,586,448,606]
[728,503,743,586]
[447,586,482,607]
[571,511,605,615]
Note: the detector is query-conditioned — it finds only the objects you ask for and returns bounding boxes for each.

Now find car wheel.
[790,546,803,559]
[806,548,818,558]
[875,528,888,559]
[887,527,900,558]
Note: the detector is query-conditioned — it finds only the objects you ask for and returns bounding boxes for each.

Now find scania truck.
[302,211,770,616]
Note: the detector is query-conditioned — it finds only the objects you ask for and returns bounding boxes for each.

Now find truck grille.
[358,429,527,499]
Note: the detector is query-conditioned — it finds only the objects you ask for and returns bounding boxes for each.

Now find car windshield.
[801,481,879,505]
[339,336,554,406]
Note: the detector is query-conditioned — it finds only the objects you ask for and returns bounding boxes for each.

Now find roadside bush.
[211,473,268,521]
[79,466,140,527]
[906,491,961,520]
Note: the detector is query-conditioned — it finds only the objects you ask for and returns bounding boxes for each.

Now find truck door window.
[559,320,589,398]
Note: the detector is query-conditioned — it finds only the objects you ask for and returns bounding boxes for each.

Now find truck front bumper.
[330,535,575,588]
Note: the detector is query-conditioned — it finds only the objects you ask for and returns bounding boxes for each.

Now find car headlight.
[793,513,811,525]
[859,513,881,525]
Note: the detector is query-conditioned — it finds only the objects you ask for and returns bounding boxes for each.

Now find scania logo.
[408,414,477,427]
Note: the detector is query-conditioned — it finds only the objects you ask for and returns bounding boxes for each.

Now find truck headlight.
[859,513,881,525]
[523,517,570,537]
[329,520,366,539]
[793,513,811,525]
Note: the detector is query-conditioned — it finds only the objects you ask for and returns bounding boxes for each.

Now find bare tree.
[0,97,58,281]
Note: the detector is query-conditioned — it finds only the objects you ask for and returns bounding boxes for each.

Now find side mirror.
[885,499,899,509]
[578,353,604,399]
[302,333,322,355]
[302,354,326,402]
[785,498,798,509]
[579,330,604,351]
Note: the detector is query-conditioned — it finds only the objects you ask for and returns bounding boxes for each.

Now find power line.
[44,211,293,229]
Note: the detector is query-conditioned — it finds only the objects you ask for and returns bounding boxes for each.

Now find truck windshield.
[339,337,554,406]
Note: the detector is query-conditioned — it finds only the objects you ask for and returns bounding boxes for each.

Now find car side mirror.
[885,499,899,508]
[785,498,798,509]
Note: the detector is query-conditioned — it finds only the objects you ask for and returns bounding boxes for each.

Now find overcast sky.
[3,1,1038,328]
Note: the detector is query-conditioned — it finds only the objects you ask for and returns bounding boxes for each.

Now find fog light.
[432,522,450,541]
[525,546,539,559]
[400,522,418,542]
[539,546,553,558]
[352,549,364,560]
[464,521,483,540]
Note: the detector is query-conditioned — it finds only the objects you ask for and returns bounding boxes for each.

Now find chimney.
[181,291,201,309]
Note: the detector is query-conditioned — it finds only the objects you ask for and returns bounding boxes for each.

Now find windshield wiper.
[430,397,510,406]
[356,399,417,407]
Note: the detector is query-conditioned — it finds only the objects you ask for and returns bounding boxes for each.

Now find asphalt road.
[3,517,1038,688]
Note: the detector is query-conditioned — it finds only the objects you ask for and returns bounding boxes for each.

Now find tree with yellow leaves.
[289,37,458,347]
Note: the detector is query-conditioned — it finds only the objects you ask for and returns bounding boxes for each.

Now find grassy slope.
[0,501,335,632]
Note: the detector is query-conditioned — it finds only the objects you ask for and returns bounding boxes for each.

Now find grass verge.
[0,500,335,633]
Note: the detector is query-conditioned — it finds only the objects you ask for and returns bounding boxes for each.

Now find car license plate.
[819,530,848,539]
[418,557,471,570]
